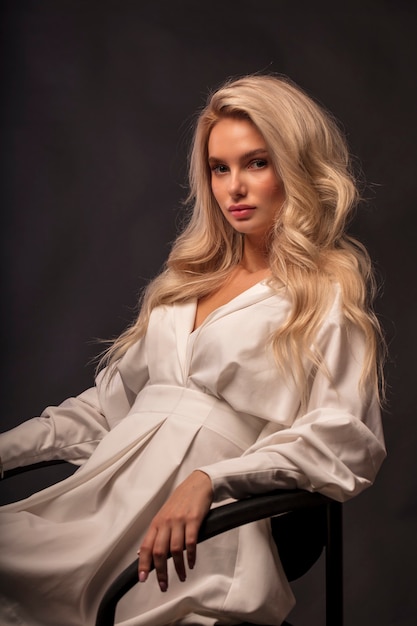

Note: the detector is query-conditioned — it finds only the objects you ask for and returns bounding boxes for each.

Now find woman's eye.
[250,159,267,169]
[211,164,228,174]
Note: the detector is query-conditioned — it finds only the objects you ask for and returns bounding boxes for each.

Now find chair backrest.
[271,504,327,581]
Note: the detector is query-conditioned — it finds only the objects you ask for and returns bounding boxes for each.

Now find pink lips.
[228,204,256,219]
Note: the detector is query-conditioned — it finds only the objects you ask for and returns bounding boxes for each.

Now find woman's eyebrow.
[208,148,269,164]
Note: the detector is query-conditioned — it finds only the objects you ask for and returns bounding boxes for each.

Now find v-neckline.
[190,279,272,334]
[171,281,277,383]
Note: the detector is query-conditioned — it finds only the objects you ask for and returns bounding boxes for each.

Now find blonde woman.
[0,74,386,626]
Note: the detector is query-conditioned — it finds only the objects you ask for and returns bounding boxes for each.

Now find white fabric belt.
[129,384,267,451]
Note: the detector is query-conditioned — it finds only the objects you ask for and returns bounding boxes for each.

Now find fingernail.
[139,571,147,583]
[159,582,167,592]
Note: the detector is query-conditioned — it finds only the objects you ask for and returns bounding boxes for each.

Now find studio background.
[1,2,416,625]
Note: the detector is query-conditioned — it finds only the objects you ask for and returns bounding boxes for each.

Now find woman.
[0,74,386,626]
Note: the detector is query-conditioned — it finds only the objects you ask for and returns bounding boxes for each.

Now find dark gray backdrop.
[1,1,416,625]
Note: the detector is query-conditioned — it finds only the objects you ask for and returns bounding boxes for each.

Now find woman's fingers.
[139,524,171,591]
[170,516,201,578]
[139,523,185,591]
[185,519,199,570]
[137,471,213,591]
[170,523,187,582]
[151,525,171,591]
[137,526,156,583]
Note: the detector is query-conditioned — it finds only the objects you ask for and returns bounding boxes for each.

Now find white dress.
[0,282,386,626]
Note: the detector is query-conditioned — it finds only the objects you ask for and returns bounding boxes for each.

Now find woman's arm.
[135,316,385,592]
[199,319,386,503]
[0,337,150,472]
[0,386,111,472]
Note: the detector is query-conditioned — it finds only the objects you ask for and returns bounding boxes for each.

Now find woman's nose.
[228,171,246,198]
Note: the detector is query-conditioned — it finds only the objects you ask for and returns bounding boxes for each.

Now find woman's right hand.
[137,470,213,592]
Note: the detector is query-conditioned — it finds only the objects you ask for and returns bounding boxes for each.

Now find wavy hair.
[100,74,385,404]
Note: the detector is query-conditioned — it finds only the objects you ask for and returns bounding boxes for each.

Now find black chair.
[2,462,343,626]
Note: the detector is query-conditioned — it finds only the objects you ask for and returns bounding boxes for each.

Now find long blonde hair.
[100,74,385,403]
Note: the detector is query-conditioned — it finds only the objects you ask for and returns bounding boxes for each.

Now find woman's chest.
[193,268,271,331]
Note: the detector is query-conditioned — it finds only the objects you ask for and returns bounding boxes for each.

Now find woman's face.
[208,117,285,245]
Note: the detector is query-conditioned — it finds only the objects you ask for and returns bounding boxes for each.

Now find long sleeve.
[0,336,150,472]
[200,317,386,503]
[0,386,110,471]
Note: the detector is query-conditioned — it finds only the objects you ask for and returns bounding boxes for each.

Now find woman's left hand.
[137,470,213,592]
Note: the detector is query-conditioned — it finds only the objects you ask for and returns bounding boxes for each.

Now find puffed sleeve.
[200,315,386,503]
[0,336,149,472]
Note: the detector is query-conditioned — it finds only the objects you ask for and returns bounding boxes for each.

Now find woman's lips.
[228,205,256,219]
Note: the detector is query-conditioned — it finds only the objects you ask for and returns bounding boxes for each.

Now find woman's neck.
[239,239,270,273]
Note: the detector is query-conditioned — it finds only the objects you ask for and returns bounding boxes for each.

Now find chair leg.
[325,501,343,626]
